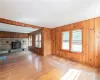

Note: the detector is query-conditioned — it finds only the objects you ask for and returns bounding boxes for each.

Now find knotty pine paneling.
[31,28,52,56]
[42,28,52,56]
[0,31,28,38]
[51,29,56,55]
[51,17,100,68]
[95,17,100,68]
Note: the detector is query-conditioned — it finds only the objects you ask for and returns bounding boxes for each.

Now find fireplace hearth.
[11,41,21,49]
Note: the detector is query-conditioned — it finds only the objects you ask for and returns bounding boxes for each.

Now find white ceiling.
[0,0,100,29]
[0,23,38,33]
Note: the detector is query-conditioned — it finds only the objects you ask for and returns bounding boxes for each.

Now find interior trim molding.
[0,18,42,29]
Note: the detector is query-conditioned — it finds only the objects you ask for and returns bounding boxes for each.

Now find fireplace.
[11,41,21,49]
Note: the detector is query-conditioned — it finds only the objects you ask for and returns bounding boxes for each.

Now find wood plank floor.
[0,51,100,80]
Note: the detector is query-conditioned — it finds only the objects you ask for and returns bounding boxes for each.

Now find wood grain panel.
[0,31,28,38]
[51,17,100,68]
[94,17,100,68]
[51,29,56,55]
[42,28,52,56]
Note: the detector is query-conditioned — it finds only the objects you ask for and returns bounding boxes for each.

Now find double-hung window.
[71,30,82,52]
[62,31,69,50]
[62,30,82,53]
[35,33,41,48]
[29,35,32,46]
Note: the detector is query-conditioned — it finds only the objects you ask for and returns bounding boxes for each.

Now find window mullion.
[69,31,72,51]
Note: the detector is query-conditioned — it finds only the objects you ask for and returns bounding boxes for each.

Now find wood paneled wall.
[42,28,51,56]
[95,17,100,68]
[0,31,28,38]
[51,17,100,68]
[31,28,52,56]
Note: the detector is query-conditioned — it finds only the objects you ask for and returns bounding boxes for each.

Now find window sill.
[61,49,70,52]
[35,47,41,49]
[70,51,82,54]
[60,49,82,54]
[28,46,32,47]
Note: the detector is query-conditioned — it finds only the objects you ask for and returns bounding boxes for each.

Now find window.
[35,33,41,48]
[71,30,82,52]
[29,35,32,46]
[62,31,69,50]
[62,29,82,53]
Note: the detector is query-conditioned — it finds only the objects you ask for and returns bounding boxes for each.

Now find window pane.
[63,32,69,40]
[62,41,69,49]
[36,42,38,47]
[35,33,41,48]
[72,30,82,52]
[35,34,38,47]
[30,35,32,41]
[30,41,32,46]
[29,35,32,46]
[35,34,38,41]
[38,42,41,48]
[39,33,41,41]
[62,31,69,50]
